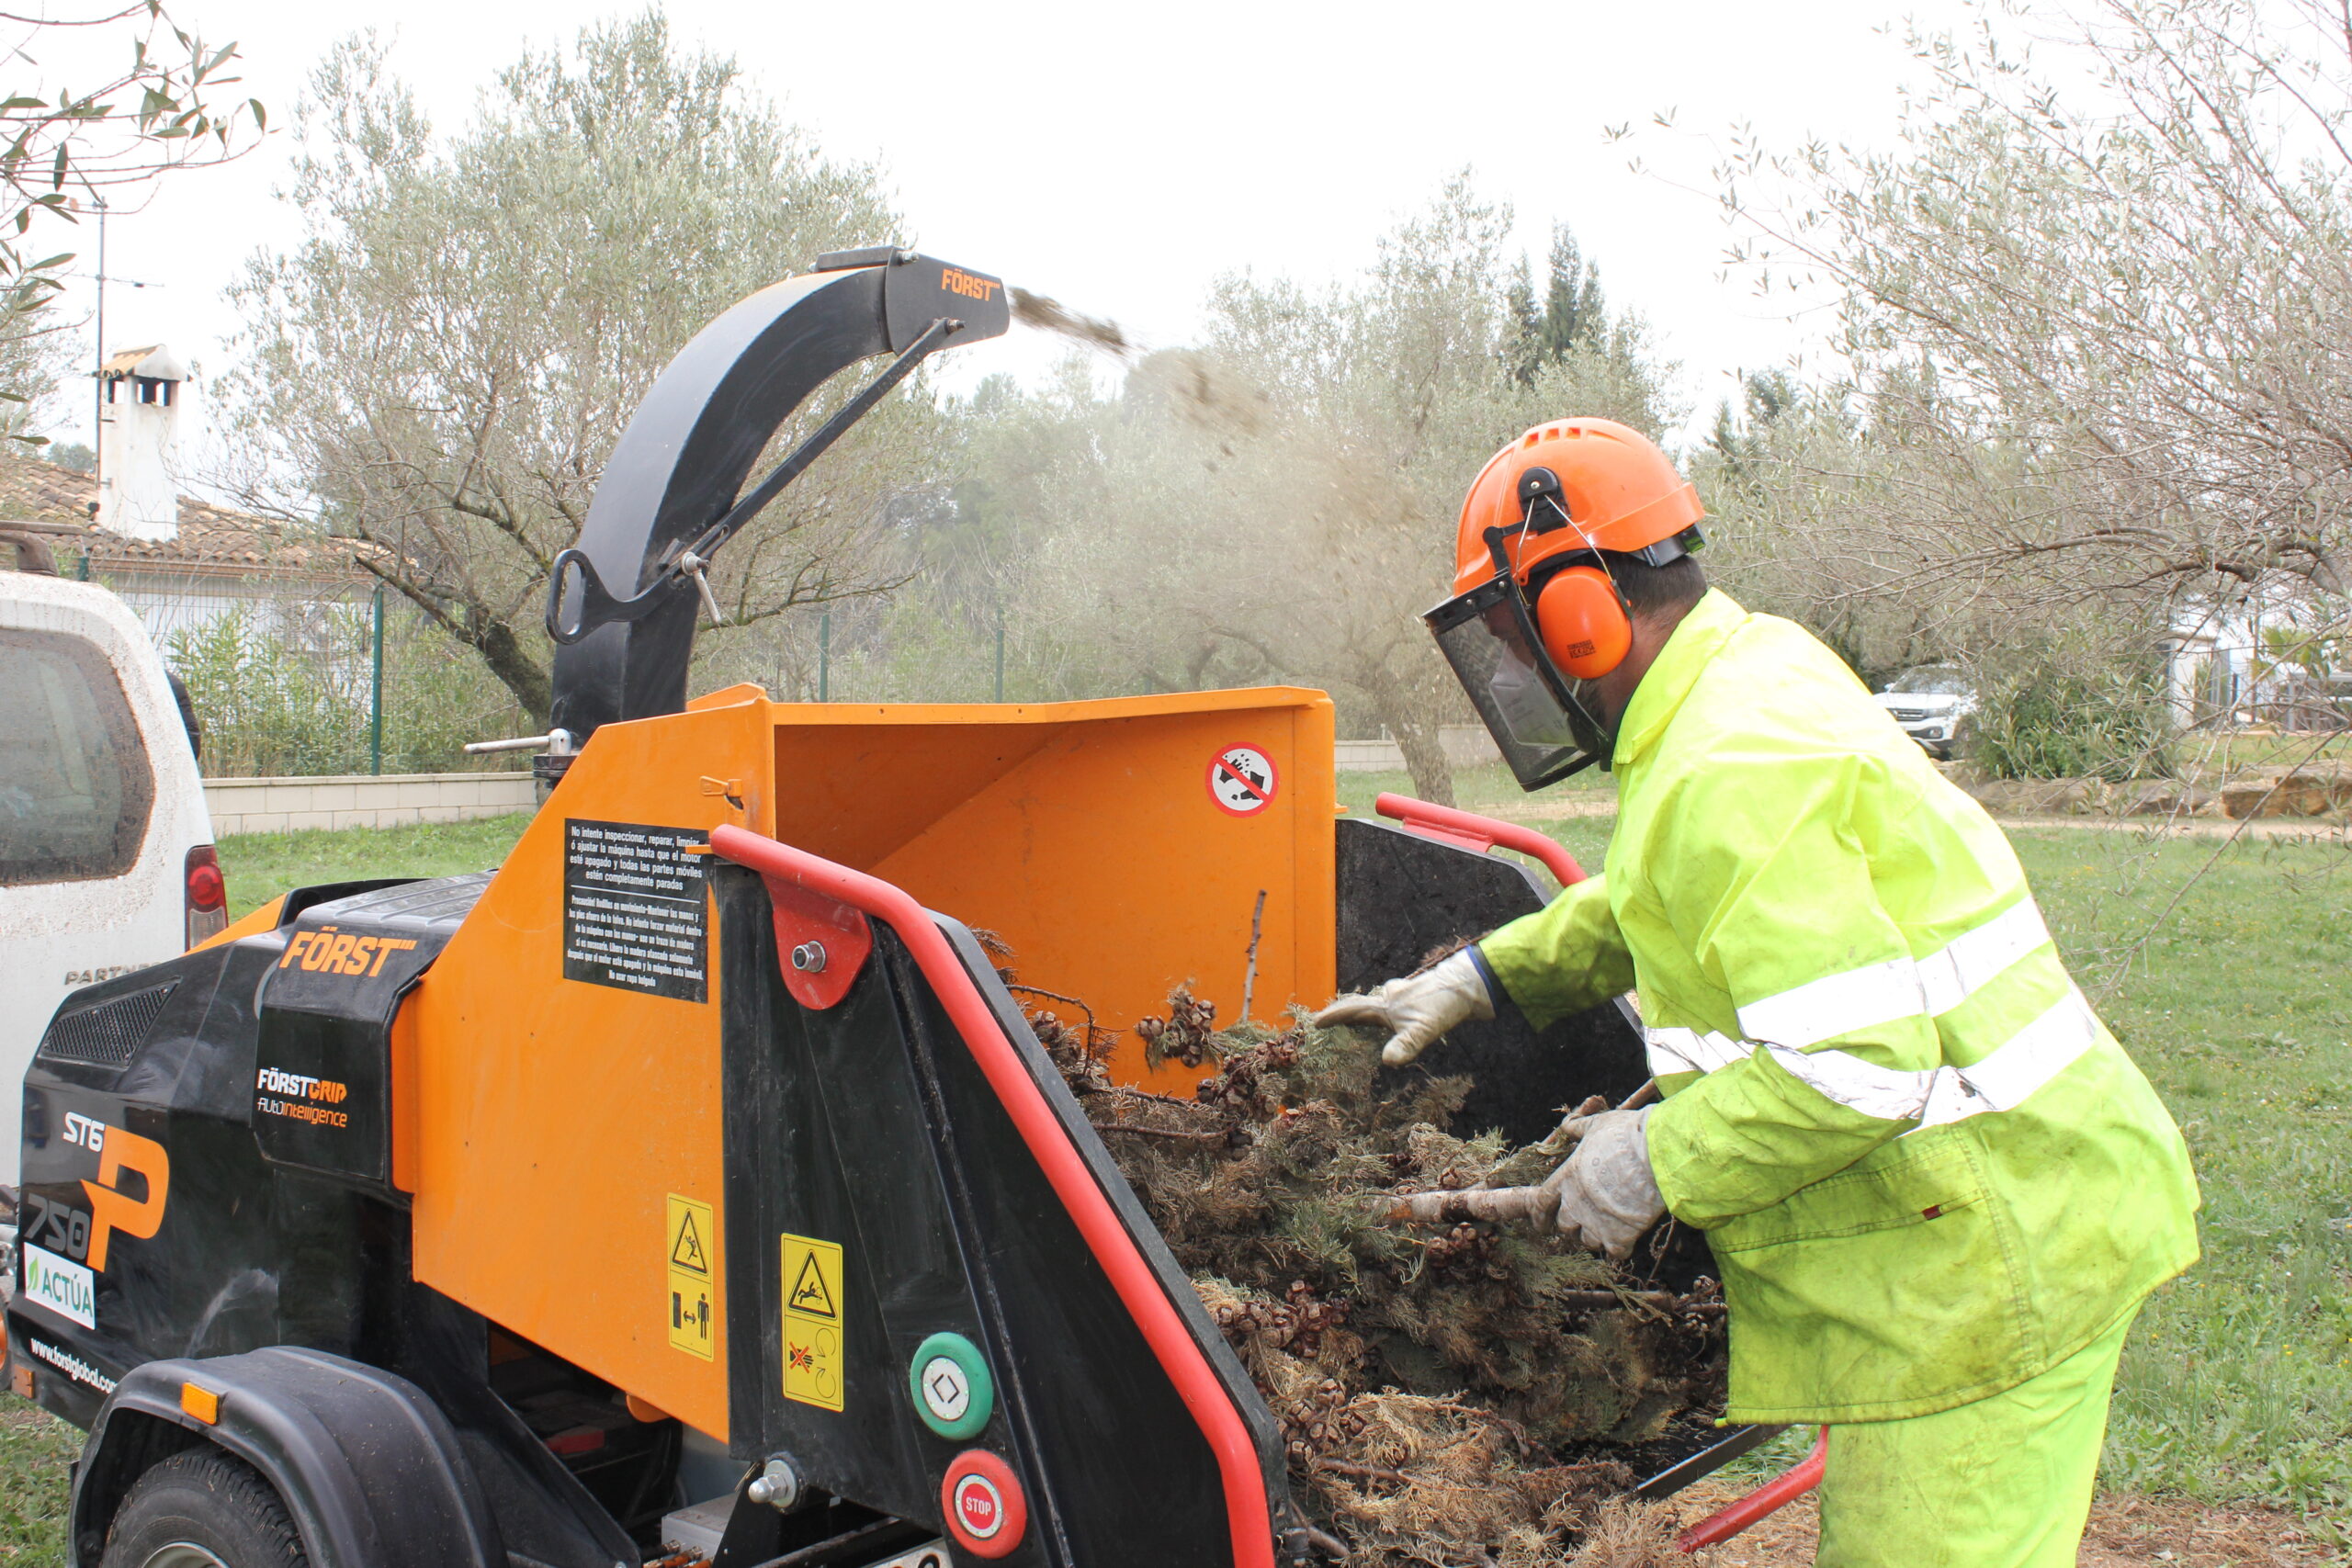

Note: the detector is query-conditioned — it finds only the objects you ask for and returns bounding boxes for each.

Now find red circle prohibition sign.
[1206,742,1280,817]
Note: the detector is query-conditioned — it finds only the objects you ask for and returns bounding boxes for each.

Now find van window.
[0,627,156,885]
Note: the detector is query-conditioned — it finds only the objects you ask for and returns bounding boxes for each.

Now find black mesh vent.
[40,981,178,1066]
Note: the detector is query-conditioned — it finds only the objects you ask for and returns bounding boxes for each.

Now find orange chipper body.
[401,684,1339,1444]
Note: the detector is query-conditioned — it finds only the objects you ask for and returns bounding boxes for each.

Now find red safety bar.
[709,825,1277,1568]
[1678,1427,1828,1551]
[1374,792,1586,888]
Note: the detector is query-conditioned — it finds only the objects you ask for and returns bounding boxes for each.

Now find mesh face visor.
[1424,572,1614,790]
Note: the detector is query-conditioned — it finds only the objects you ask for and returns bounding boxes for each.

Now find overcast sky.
[51,0,1979,471]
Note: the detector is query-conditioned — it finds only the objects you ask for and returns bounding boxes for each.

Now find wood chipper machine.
[10,250,1802,1568]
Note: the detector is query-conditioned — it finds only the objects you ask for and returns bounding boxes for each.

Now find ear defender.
[1532,564,1634,680]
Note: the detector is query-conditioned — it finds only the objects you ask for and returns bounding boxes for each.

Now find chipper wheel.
[99,1447,309,1568]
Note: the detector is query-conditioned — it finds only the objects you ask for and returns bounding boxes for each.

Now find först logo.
[278,925,419,978]
[255,1067,349,1104]
[940,266,1000,303]
[256,1067,353,1130]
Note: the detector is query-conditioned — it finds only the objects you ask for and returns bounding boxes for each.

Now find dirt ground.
[1656,1483,2339,1565]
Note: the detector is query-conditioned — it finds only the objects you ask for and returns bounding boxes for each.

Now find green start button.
[910,1331,994,1439]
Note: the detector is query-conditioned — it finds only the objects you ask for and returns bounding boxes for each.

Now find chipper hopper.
[10,252,1779,1568]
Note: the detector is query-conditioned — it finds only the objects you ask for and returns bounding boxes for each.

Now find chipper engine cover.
[9,251,1657,1568]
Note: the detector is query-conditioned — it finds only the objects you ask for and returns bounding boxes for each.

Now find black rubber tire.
[100,1445,309,1568]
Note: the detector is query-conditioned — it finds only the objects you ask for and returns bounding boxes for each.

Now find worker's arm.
[1642,754,1943,1229]
[1476,873,1636,1029]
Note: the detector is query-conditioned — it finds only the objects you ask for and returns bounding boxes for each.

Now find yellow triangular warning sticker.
[787,1251,837,1318]
[671,1210,710,1273]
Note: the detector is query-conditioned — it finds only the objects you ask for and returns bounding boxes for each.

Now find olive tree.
[222,15,934,723]
[964,180,1678,803]
[1714,0,2352,633]
[0,4,262,434]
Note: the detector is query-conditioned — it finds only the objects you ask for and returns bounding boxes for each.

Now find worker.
[1318,418,2200,1567]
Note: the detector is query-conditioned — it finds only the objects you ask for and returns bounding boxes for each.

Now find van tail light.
[185,844,228,949]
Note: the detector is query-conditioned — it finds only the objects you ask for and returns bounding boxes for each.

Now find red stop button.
[941,1450,1025,1559]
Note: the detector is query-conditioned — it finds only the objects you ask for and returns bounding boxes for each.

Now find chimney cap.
[98,344,187,381]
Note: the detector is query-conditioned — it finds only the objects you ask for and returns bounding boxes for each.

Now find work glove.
[1540,1107,1665,1260]
[1313,948,1496,1066]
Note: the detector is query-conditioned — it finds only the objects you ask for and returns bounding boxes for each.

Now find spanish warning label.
[563,819,709,1002]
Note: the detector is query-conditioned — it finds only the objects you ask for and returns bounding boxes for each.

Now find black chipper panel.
[250,874,488,1194]
[12,876,483,1430]
[713,866,1289,1568]
[1337,816,1649,1141]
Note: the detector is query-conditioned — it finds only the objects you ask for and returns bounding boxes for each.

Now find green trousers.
[1815,1307,2138,1567]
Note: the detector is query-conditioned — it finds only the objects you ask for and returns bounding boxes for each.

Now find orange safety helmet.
[1424,418,1705,787]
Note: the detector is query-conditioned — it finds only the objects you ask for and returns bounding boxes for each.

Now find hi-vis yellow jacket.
[1481,590,2200,1424]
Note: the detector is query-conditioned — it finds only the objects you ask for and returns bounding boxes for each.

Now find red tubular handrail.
[709,825,1277,1568]
[1677,1427,1828,1551]
[1374,792,1586,888]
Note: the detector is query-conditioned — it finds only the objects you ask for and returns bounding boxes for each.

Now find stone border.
[204,771,534,836]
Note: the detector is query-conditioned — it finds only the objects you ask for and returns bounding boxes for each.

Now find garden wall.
[205,771,534,836]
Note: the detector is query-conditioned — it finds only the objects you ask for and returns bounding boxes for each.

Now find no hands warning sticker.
[781,1232,846,1412]
[1207,744,1278,817]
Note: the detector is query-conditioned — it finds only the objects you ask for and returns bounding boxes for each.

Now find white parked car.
[1876,664,1980,761]
[1,570,221,1194]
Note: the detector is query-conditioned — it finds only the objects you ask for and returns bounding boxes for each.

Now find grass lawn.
[215,814,534,923]
[0,1396,75,1562]
[4,796,2344,1554]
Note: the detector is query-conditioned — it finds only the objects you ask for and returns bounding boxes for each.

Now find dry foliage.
[1699,0,2352,707]
[1021,976,1728,1566]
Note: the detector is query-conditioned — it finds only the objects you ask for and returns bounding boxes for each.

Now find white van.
[1,570,221,1190]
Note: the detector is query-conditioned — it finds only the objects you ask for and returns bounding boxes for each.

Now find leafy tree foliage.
[1715,0,2352,646]
[0,5,260,438]
[1506,222,1613,383]
[222,15,930,723]
[944,179,1678,803]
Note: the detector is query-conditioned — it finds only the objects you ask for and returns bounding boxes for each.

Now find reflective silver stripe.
[1645,1026,1752,1076]
[1766,987,2102,1124]
[1916,899,2052,1016]
[1735,898,2052,1048]
[1661,984,2103,1125]
[1736,955,1925,1051]
[1914,988,2102,1128]
[1763,1043,1939,1122]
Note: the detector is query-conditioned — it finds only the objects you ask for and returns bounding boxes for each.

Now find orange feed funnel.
[405,683,1339,1440]
[766,688,1339,1091]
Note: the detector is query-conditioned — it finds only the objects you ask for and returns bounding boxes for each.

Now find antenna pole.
[92,200,106,506]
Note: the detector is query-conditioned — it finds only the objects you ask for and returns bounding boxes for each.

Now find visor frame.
[1422,569,1614,790]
